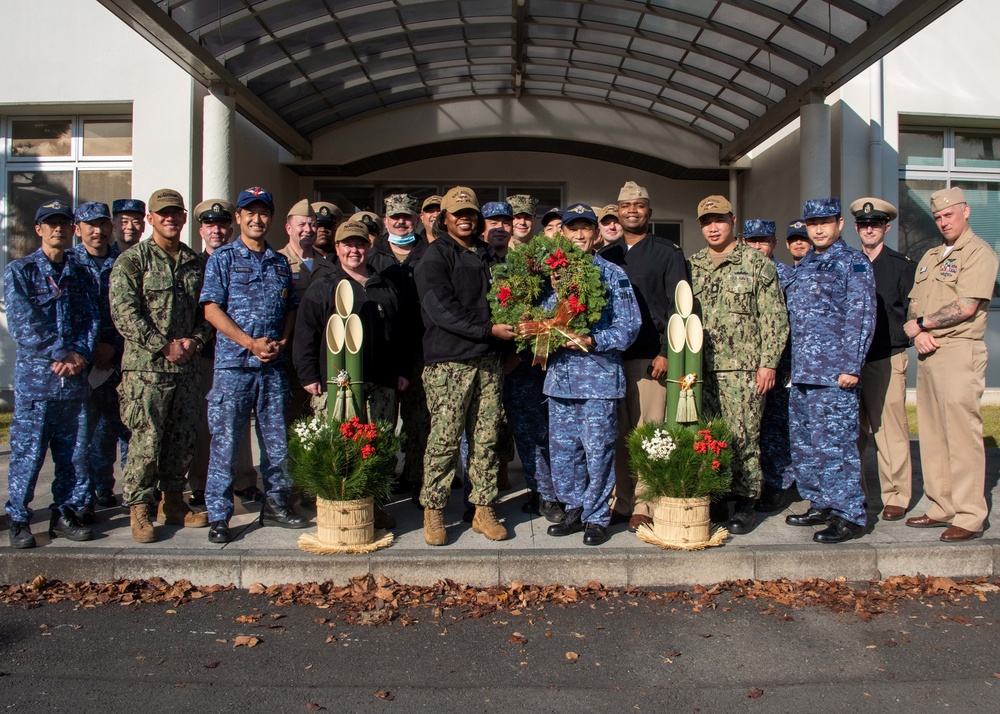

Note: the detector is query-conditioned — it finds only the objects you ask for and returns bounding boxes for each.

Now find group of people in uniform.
[4,178,994,550]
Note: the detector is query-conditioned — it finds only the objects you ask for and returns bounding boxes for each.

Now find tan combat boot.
[130,503,156,543]
[472,505,508,541]
[423,508,448,546]
[160,491,209,528]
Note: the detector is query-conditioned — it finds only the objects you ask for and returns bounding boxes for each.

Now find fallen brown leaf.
[233,636,260,649]
[204,661,220,669]
[747,688,764,699]
[306,702,326,711]
[565,652,579,662]
[374,690,395,701]
[508,633,528,645]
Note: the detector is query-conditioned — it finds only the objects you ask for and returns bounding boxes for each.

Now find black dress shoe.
[235,486,264,503]
[785,507,832,527]
[188,490,206,507]
[258,498,308,528]
[208,521,231,543]
[583,523,608,546]
[813,515,862,544]
[76,504,96,526]
[755,485,791,513]
[540,499,566,524]
[49,508,93,541]
[727,497,756,535]
[8,521,36,549]
[96,492,118,508]
[547,507,584,536]
[521,491,541,515]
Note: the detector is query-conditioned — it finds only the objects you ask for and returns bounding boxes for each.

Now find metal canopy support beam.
[720,0,963,163]
[96,0,312,158]
[514,0,528,99]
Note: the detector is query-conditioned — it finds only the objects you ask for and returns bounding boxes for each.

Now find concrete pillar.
[799,93,831,203]
[203,83,235,202]
[869,60,884,198]
[729,167,739,219]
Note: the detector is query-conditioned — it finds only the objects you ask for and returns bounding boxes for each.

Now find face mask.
[388,233,416,246]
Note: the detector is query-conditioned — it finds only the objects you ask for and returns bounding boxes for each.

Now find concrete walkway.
[1,440,998,587]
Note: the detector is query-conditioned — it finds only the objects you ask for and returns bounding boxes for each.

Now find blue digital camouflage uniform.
[73,242,130,503]
[503,358,550,493]
[543,255,641,527]
[4,249,100,523]
[760,259,795,490]
[200,237,297,523]
[785,237,876,526]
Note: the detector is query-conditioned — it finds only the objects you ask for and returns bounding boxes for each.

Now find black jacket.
[369,237,429,373]
[293,265,403,390]
[599,232,687,360]
[414,234,499,365]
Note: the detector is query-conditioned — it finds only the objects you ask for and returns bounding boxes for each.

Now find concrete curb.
[2,540,998,588]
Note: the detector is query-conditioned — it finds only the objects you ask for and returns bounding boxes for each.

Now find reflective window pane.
[6,171,73,260]
[78,170,132,207]
[955,131,1000,169]
[83,120,133,157]
[10,119,72,158]
[953,181,1000,296]
[898,129,943,167]
[897,177,947,265]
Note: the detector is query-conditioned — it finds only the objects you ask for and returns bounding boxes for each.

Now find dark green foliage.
[627,418,734,500]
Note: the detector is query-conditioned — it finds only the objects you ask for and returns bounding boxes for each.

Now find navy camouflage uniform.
[785,233,876,527]
[73,241,130,503]
[4,248,99,523]
[543,255,641,527]
[200,237,298,523]
[760,259,795,491]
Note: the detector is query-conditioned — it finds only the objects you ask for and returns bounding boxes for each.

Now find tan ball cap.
[148,189,185,212]
[697,195,733,218]
[440,186,480,214]
[336,220,371,242]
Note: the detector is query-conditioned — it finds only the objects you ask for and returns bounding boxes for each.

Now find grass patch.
[907,404,1000,448]
[0,411,10,445]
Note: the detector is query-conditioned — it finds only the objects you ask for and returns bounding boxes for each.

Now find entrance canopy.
[100,0,960,162]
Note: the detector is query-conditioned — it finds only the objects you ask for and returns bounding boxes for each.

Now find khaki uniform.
[908,228,997,532]
[109,239,213,506]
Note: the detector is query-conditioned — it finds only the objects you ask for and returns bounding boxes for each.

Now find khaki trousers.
[916,340,988,532]
[858,352,912,509]
[188,356,256,493]
[612,358,667,517]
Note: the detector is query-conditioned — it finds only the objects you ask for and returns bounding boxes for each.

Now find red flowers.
[497,285,512,307]
[545,249,568,271]
[567,294,586,315]
[360,444,376,460]
[693,429,727,456]
[339,416,378,443]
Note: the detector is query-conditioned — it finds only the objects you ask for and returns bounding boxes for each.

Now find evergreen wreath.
[488,234,607,361]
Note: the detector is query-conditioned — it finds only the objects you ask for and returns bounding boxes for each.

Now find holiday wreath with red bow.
[488,234,607,368]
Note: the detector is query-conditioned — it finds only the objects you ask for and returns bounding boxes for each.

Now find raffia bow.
[677,372,700,423]
[517,299,590,369]
[330,369,362,421]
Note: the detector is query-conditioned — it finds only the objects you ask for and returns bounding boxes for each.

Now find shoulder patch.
[618,277,631,288]
[853,263,868,272]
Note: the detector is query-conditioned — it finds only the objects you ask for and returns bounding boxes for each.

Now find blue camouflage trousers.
[5,398,89,523]
[548,397,617,527]
[206,366,292,522]
[789,384,866,526]
[760,383,792,490]
[503,362,550,493]
[87,379,130,502]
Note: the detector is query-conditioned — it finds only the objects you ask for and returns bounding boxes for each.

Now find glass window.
[79,170,132,206]
[83,120,133,157]
[10,119,72,158]
[953,181,1000,296]
[954,131,1000,169]
[6,170,74,260]
[897,177,947,266]
[898,129,944,167]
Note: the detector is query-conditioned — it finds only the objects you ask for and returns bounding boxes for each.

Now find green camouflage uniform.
[688,242,788,498]
[109,239,212,506]
[421,355,503,509]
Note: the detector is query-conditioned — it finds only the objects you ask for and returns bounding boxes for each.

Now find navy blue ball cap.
[74,202,111,223]
[541,207,562,226]
[560,203,598,225]
[112,198,145,215]
[236,186,275,212]
[802,197,841,220]
[35,200,74,224]
[786,219,809,240]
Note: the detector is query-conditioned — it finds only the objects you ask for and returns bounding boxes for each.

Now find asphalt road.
[0,584,997,712]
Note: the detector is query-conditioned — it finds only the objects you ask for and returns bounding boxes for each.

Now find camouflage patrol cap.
[336,220,370,243]
[597,204,619,222]
[697,195,733,218]
[194,199,235,224]
[618,181,649,202]
[560,203,598,225]
[112,198,145,215]
[802,197,841,219]
[743,219,776,239]
[34,199,74,224]
[384,193,420,217]
[440,186,480,215]
[482,201,514,219]
[786,219,809,241]
[148,188,185,212]
[421,195,443,212]
[74,202,112,223]
[506,194,538,217]
[930,187,966,213]
[287,198,315,218]
[311,202,342,226]
[850,197,897,222]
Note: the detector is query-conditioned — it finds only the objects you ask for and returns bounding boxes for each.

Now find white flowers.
[642,429,676,462]
[292,416,327,451]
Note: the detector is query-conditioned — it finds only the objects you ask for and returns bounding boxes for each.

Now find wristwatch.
[916,316,926,331]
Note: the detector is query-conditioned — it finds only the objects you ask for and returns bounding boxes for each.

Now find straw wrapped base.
[636,522,729,551]
[298,529,394,555]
